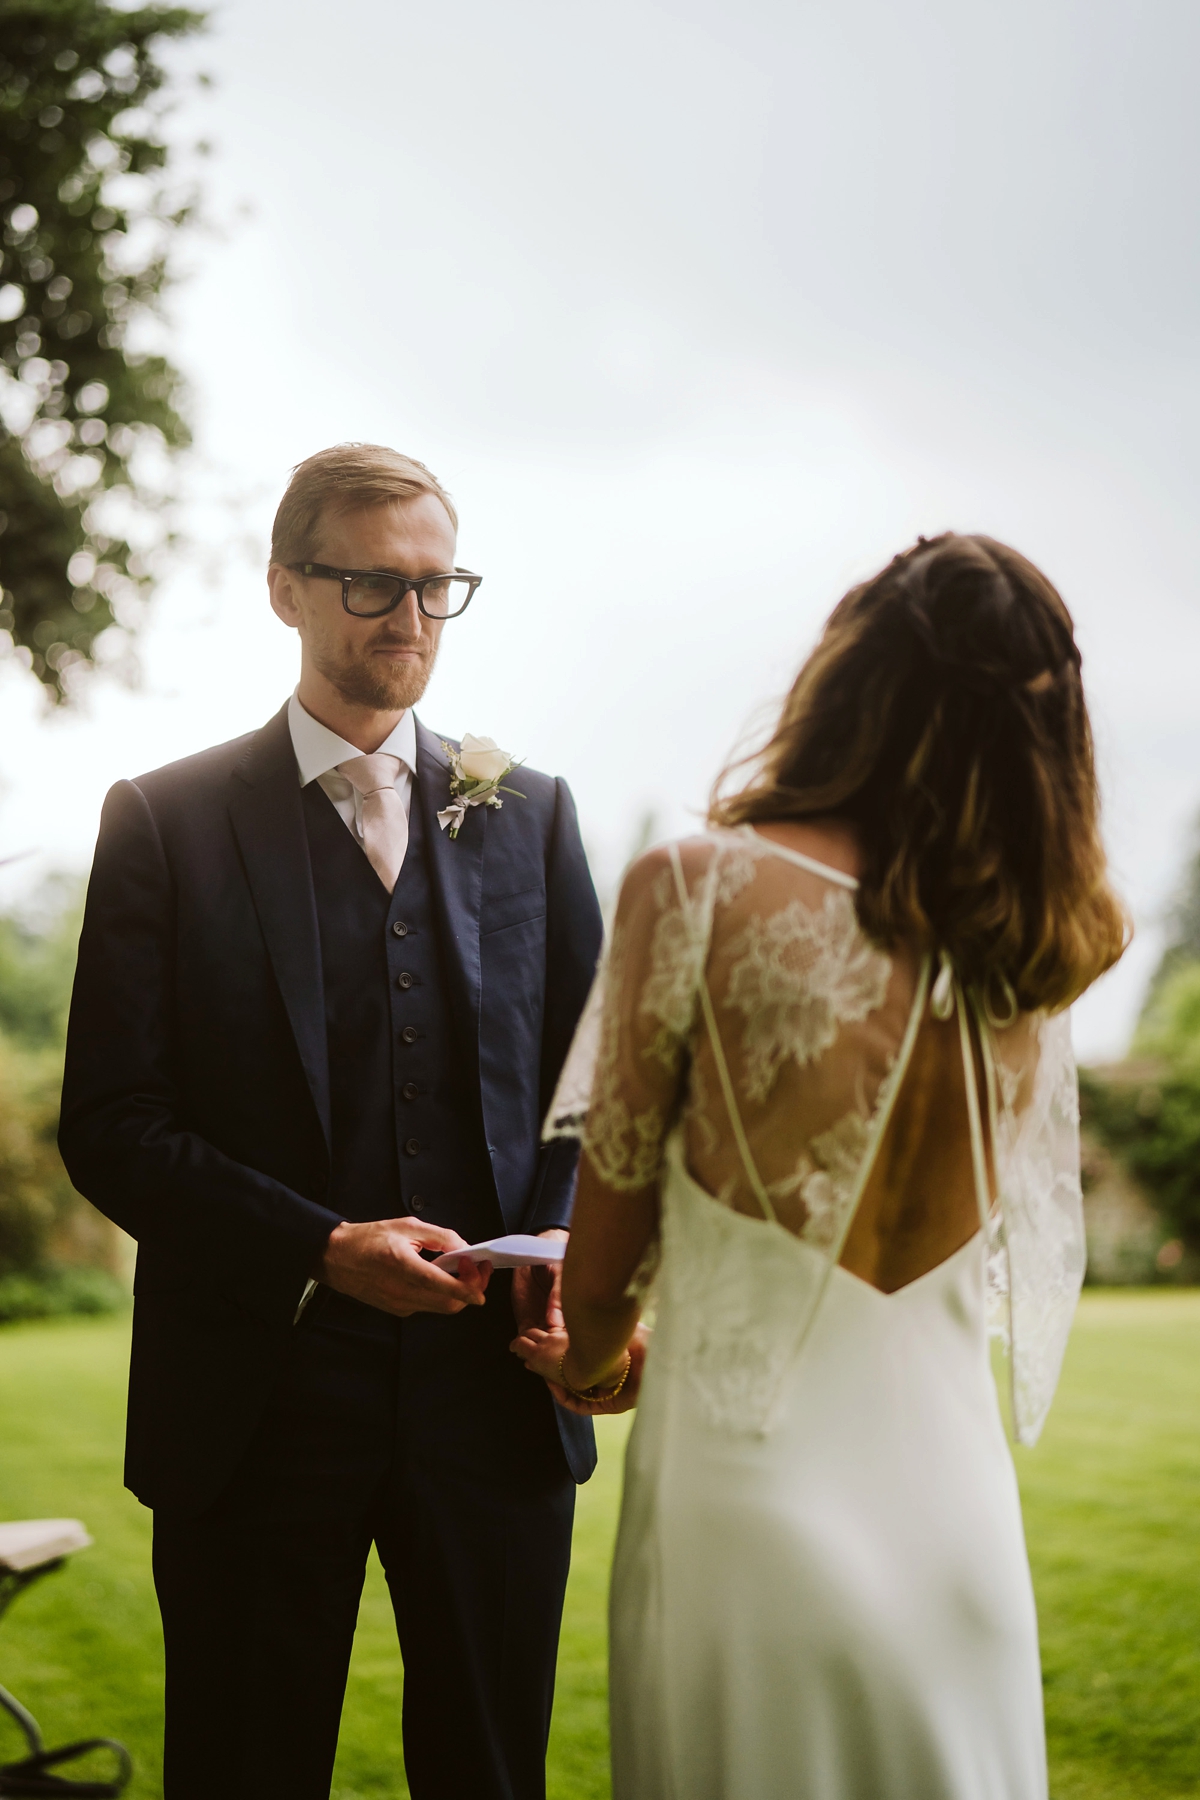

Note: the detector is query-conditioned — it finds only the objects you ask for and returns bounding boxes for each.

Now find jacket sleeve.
[58,779,343,1326]
[525,777,604,1233]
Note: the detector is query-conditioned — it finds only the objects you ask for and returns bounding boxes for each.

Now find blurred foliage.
[0,874,123,1310]
[0,1261,124,1319]
[1147,823,1200,1000]
[1080,959,1200,1256]
[0,1026,69,1272]
[0,868,81,1045]
[1134,958,1200,1074]
[1079,811,1200,1271]
[0,0,205,702]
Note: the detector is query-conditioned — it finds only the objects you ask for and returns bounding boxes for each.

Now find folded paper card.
[434,1234,567,1273]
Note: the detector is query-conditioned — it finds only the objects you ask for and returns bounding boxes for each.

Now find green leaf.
[0,0,206,702]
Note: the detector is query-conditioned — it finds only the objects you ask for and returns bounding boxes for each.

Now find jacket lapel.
[414,721,484,1103]
[228,705,331,1155]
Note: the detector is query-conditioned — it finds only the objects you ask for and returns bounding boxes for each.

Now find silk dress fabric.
[610,1149,1046,1800]
[547,827,1083,1800]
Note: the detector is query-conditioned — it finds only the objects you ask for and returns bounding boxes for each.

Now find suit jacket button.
[402,1081,419,1101]
[401,1026,418,1045]
[392,921,409,937]
[410,1194,426,1212]
[396,971,414,990]
[405,1138,421,1157]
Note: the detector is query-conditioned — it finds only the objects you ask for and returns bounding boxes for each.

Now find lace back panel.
[546,828,1085,1445]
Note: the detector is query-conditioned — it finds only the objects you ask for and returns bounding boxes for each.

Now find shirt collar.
[287,691,418,786]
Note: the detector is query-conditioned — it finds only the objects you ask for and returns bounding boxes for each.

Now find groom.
[59,444,603,1800]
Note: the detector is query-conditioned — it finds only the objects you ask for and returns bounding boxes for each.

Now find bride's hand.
[509,1323,649,1415]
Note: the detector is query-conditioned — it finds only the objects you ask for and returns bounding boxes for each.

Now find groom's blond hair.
[270,443,458,565]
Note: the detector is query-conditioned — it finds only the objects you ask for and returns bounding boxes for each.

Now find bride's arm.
[557,1161,658,1393]
[511,844,702,1403]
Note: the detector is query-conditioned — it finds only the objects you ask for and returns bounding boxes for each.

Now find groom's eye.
[346,574,402,613]
[419,577,473,617]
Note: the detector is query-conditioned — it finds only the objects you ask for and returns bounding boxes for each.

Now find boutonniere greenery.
[437,735,526,839]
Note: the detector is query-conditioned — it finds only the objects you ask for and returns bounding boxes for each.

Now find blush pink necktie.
[337,753,409,891]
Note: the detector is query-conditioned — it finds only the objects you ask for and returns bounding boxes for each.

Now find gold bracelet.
[557,1349,632,1404]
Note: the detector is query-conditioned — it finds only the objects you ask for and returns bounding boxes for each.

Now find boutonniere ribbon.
[437,734,526,839]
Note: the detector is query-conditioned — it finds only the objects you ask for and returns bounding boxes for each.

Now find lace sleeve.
[990,1008,1085,1446]
[544,842,714,1192]
[543,951,607,1141]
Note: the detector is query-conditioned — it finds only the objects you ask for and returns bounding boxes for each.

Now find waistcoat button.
[396,971,414,990]
[392,921,409,937]
[405,1138,421,1157]
[401,1026,418,1045]
[402,1081,420,1101]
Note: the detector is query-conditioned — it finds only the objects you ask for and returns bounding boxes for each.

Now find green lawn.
[0,1295,1198,1798]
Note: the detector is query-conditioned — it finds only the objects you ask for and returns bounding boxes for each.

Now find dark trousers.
[152,1287,575,1800]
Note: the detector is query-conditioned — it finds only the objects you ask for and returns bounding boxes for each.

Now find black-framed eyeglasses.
[288,562,482,620]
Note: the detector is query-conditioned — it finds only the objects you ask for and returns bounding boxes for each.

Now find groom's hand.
[316,1218,491,1317]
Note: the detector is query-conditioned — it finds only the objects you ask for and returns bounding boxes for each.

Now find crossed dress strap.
[667,841,780,1224]
[933,952,1007,1239]
[666,839,934,1245]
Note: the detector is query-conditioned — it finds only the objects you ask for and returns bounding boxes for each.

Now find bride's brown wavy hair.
[710,533,1129,1011]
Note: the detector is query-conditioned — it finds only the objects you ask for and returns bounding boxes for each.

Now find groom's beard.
[313,629,439,713]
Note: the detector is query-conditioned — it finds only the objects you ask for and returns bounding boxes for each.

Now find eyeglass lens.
[345,574,472,618]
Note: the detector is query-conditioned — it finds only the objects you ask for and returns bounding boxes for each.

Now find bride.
[512,532,1128,1799]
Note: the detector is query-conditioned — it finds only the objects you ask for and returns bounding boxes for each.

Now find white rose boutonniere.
[438,734,526,839]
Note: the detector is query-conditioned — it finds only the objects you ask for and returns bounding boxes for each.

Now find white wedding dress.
[548,828,1084,1800]
[610,1151,1045,1799]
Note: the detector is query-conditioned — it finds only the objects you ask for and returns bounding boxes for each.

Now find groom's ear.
[267,562,303,630]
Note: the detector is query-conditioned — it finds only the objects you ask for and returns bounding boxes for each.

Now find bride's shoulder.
[616,830,752,916]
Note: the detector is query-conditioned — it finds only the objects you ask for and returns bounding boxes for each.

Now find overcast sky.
[2,0,1198,1058]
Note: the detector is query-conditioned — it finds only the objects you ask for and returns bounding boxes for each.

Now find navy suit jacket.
[59,704,603,1513]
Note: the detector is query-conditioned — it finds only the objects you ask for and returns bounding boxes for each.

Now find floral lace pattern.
[577,921,671,1193]
[653,1138,826,1435]
[764,1108,873,1249]
[573,843,762,1186]
[639,869,707,1069]
[990,1010,1084,1442]
[724,891,892,1101]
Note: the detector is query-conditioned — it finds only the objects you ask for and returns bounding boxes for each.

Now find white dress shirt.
[287,691,417,845]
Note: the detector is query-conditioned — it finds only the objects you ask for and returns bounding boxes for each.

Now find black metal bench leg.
[0,1683,131,1797]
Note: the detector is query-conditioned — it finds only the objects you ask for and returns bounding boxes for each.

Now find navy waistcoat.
[302,782,501,1247]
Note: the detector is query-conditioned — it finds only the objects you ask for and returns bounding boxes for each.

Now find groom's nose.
[377,589,424,641]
